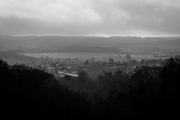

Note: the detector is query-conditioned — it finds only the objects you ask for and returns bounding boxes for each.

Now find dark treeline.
[1,56,180,119]
[0,60,92,119]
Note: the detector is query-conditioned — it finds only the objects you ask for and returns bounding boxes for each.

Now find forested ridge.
[1,56,180,119]
[1,36,180,52]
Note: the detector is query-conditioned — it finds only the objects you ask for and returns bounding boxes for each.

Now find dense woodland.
[1,56,180,119]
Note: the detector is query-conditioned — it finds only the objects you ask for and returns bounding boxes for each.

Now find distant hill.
[0,35,180,52]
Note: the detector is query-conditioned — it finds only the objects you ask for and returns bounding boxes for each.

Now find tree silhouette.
[1,56,180,120]
[160,56,180,99]
[126,54,131,60]
[0,60,92,119]
[78,71,89,83]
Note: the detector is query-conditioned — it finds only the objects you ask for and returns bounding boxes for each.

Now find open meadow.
[20,52,169,61]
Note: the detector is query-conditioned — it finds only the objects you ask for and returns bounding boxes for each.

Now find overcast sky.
[0,0,180,37]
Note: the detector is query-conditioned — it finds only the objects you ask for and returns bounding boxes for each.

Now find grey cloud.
[0,0,180,36]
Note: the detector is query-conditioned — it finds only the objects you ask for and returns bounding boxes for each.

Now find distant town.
[1,36,180,79]
[0,50,167,79]
[36,57,162,79]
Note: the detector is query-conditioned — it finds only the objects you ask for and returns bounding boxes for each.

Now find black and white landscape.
[0,0,180,119]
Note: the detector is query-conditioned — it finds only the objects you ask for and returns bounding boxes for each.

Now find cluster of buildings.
[36,58,137,79]
[37,63,79,77]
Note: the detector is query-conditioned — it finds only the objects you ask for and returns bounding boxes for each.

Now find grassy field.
[20,52,169,61]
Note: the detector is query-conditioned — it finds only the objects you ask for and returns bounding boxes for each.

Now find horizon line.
[1,34,180,38]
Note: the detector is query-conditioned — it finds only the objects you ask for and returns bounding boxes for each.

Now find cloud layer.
[0,0,180,36]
